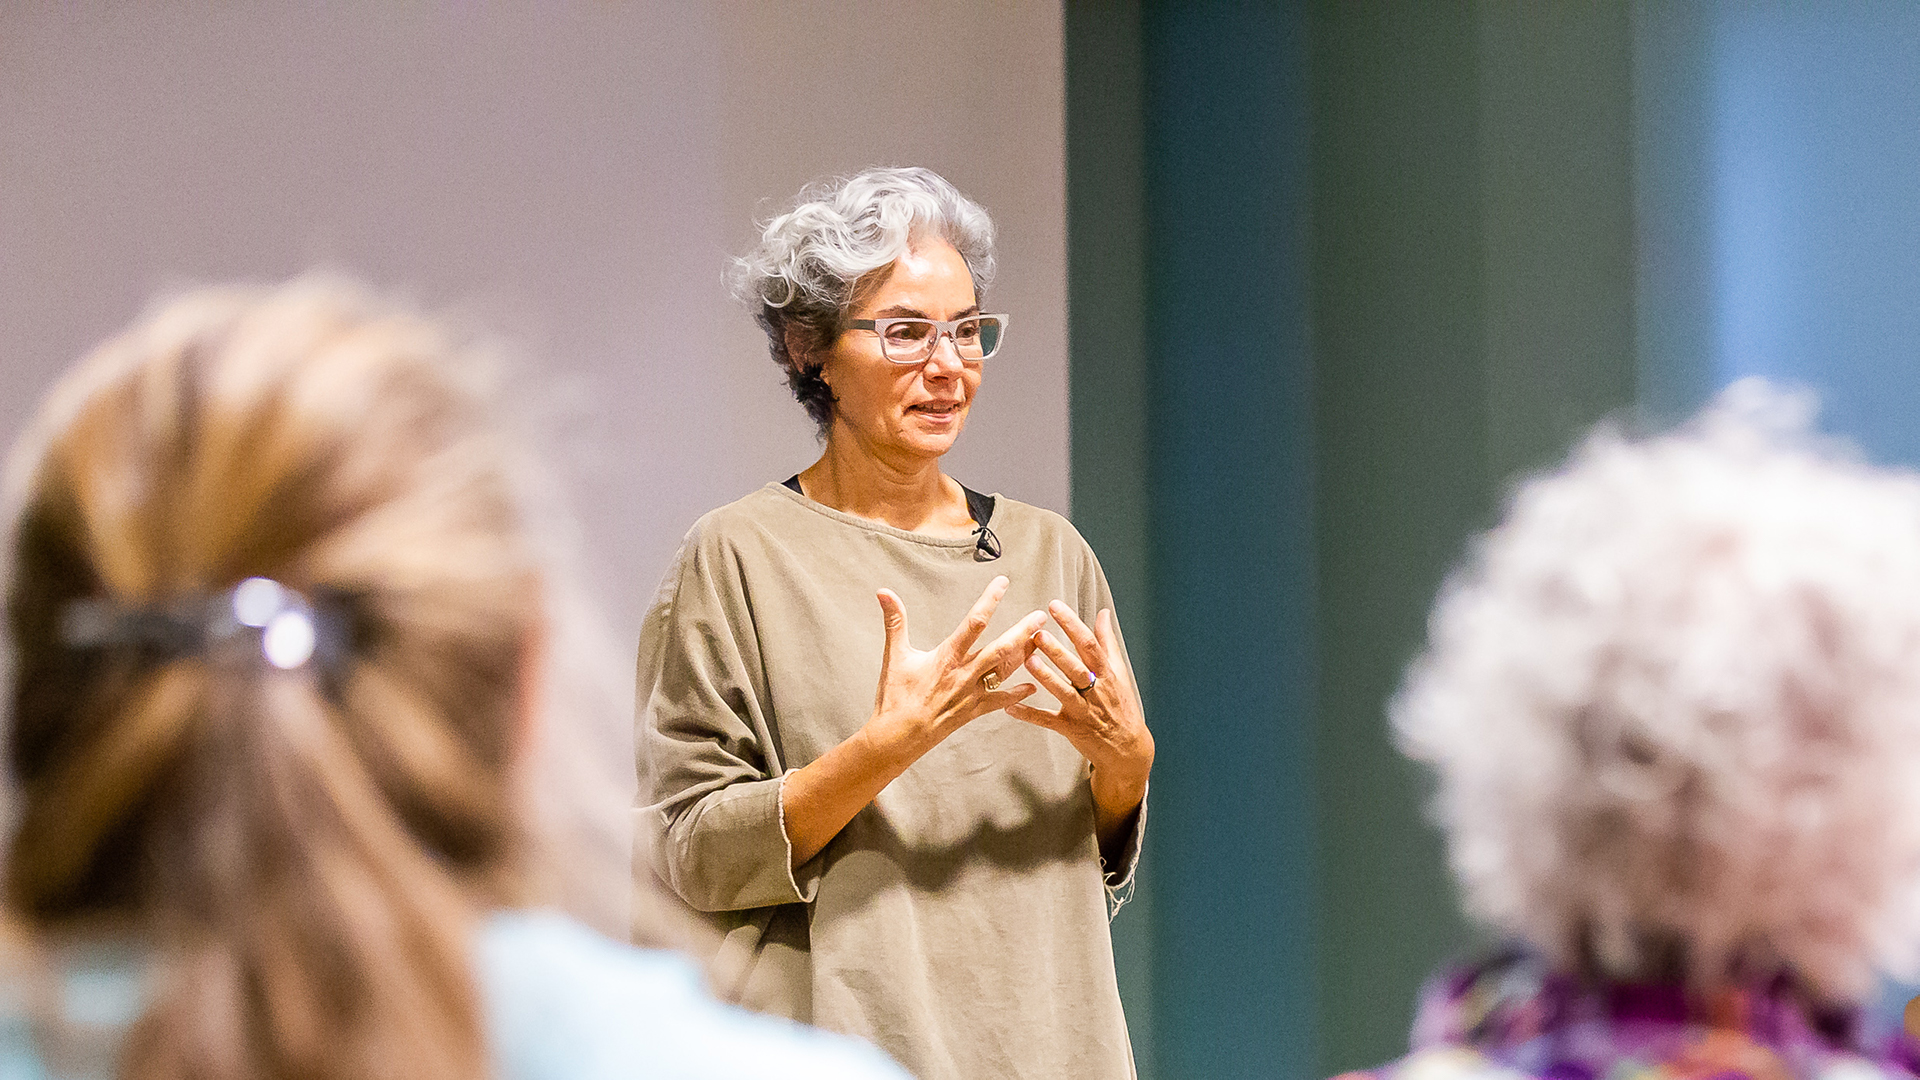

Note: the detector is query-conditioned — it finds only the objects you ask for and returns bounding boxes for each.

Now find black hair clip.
[59,577,324,670]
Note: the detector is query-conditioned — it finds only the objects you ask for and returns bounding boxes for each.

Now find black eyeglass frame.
[844,314,1011,364]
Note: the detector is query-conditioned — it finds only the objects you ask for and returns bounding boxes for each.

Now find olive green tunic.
[635,483,1141,1080]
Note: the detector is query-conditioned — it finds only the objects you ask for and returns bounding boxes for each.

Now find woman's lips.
[910,402,964,417]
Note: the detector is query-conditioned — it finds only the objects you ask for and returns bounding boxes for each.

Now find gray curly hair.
[1393,378,1920,1000]
[728,166,996,431]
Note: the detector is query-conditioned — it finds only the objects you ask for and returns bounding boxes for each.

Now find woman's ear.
[782,325,811,367]
[784,325,827,386]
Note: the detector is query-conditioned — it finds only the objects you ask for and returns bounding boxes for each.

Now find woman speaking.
[635,167,1152,1079]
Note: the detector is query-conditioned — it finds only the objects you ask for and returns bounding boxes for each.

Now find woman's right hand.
[868,575,1045,754]
[780,576,1045,869]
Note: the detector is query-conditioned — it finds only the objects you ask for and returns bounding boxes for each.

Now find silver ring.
[1076,672,1099,695]
[980,671,1003,692]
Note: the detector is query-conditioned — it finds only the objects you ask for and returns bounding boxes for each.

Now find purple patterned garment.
[1335,950,1920,1080]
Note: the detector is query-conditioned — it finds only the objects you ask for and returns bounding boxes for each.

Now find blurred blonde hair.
[1394,379,1920,1000]
[2,277,544,1080]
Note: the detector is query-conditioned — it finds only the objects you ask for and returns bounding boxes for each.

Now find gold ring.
[980,671,1003,692]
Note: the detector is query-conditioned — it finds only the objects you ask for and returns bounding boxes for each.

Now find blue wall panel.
[1706,3,1920,467]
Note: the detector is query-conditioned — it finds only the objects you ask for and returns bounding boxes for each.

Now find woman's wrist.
[1089,758,1150,817]
[1088,728,1154,804]
[859,706,941,775]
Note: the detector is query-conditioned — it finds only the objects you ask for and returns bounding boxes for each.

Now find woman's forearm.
[781,713,934,869]
[783,581,1046,870]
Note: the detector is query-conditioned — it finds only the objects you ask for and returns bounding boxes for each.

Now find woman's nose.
[921,331,967,375]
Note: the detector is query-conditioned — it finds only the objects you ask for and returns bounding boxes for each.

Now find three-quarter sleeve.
[635,525,820,913]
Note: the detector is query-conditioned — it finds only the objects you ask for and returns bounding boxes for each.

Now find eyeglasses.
[845,314,1010,364]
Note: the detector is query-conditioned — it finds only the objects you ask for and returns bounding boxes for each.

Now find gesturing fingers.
[943,575,1011,661]
[980,683,1040,715]
[1003,699,1065,733]
[1046,600,1106,676]
[1030,629,1098,696]
[1023,649,1084,708]
[975,608,1048,683]
[876,589,911,656]
[1094,609,1135,691]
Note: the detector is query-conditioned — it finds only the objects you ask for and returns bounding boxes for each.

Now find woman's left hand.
[1006,602,1154,845]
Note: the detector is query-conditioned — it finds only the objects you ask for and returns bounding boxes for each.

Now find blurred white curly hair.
[1393,378,1920,1001]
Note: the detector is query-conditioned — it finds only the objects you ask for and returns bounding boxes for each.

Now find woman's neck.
[798,432,973,536]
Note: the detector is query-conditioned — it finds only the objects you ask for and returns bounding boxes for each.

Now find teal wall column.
[1071,4,1318,1078]
[1142,3,1319,1079]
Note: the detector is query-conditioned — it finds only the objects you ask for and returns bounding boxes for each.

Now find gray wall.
[0,1,1069,653]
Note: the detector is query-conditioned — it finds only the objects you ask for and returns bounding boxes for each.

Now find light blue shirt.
[480,910,911,1080]
[0,911,911,1080]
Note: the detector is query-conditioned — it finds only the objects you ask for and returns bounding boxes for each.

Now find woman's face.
[819,238,982,464]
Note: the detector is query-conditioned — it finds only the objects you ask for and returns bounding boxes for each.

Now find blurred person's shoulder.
[478,909,909,1080]
[0,926,156,1080]
[1333,1046,1530,1080]
[1339,1043,1916,1080]
[1339,949,1920,1080]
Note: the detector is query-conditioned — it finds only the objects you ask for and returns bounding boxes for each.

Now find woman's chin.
[895,436,958,460]
[897,416,966,455]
